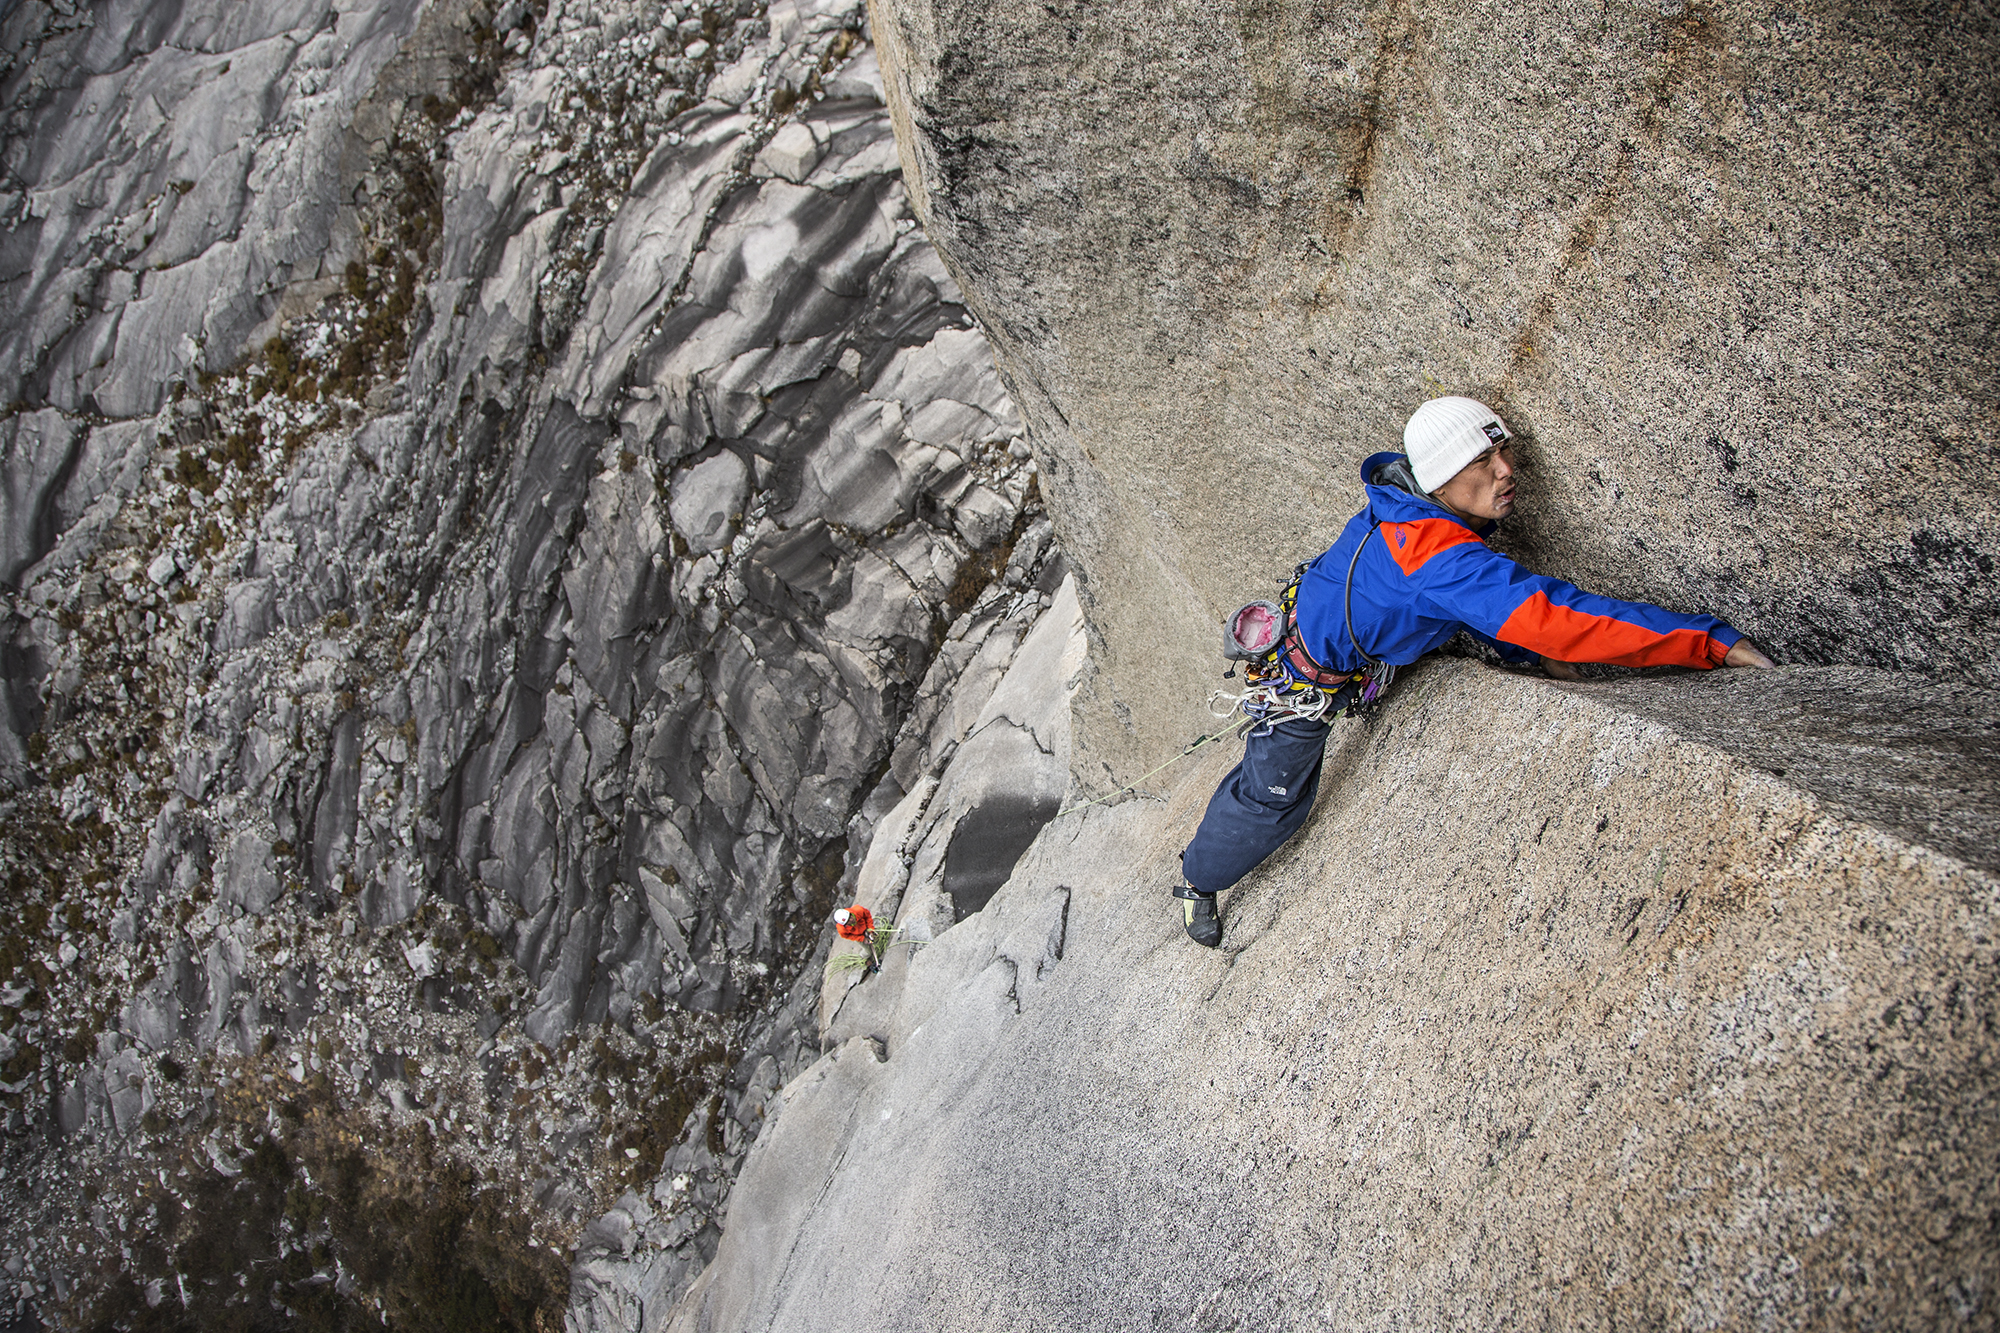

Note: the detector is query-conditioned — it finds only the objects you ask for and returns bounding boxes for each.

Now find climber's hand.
[1540,657,1583,681]
[1724,640,1775,669]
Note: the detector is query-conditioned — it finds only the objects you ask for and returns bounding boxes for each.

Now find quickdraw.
[1207,680,1335,730]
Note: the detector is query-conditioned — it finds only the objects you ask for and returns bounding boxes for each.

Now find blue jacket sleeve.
[1472,630,1540,666]
[1410,541,1742,669]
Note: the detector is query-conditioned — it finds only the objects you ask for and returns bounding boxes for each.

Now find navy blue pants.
[1180,716,1333,895]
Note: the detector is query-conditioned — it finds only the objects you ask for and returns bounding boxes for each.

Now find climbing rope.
[1053,682,1336,818]
[1207,680,1335,726]
[1054,715,1254,818]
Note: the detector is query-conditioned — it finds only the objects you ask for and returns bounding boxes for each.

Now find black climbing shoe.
[1172,884,1221,948]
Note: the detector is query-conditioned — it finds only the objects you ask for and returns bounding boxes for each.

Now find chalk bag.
[1222,600,1284,661]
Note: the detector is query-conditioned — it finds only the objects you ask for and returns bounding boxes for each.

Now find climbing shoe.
[1172,884,1221,948]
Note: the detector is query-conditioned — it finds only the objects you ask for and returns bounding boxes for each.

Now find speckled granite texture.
[671,661,1998,1331]
[867,0,2000,787]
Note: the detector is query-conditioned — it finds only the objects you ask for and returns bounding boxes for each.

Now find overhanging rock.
[864,0,2000,787]
[667,661,1997,1330]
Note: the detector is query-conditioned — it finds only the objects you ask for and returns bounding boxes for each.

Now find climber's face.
[1432,441,1517,524]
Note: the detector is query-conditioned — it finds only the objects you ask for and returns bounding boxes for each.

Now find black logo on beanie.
[1481,421,1508,444]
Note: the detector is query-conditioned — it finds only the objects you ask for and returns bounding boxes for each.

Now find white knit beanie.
[1403,396,1512,493]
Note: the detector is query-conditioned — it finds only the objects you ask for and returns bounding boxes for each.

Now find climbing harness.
[1054,522,1400,819]
[1223,534,1394,723]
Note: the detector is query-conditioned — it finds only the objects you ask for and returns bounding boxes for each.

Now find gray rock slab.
[121,975,182,1054]
[560,107,757,415]
[0,0,429,416]
[0,409,88,585]
[818,46,883,104]
[825,578,1082,1042]
[675,661,2000,1332]
[948,481,1011,549]
[31,418,156,581]
[563,466,674,711]
[666,1035,890,1333]
[212,578,278,654]
[820,548,929,652]
[668,451,751,556]
[751,121,824,183]
[219,829,281,916]
[1568,666,2000,875]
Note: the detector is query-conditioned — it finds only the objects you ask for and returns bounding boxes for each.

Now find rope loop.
[1209,681,1332,726]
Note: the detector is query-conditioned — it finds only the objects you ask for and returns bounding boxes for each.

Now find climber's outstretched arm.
[1724,640,1775,669]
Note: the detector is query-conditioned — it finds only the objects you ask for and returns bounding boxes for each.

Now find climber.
[1172,396,1776,948]
[833,904,879,971]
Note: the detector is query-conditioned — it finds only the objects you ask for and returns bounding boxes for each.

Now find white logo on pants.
[1268,785,1287,796]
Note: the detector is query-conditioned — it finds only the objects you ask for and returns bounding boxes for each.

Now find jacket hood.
[1362,451,1424,495]
[1359,450,1490,532]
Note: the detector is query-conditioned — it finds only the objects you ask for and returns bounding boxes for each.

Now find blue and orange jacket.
[1290,452,1742,674]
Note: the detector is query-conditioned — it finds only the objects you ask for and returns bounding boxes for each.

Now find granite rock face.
[866,0,2000,785]
[569,565,1075,1332]
[816,566,1081,1034]
[5,0,1994,1325]
[0,0,1053,1320]
[668,661,1999,1332]
[640,6,1999,1324]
